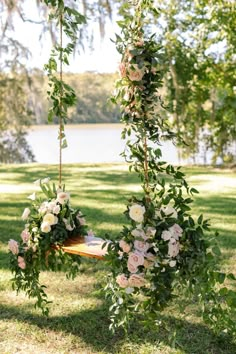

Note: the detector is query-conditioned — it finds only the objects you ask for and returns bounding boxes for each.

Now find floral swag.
[8,0,236,337]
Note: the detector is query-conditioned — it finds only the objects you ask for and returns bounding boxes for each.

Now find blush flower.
[134,240,150,253]
[21,229,30,243]
[127,252,144,273]
[168,240,180,258]
[127,64,145,81]
[18,256,26,270]
[21,208,30,220]
[118,62,126,78]
[8,239,19,255]
[169,224,183,240]
[57,192,70,205]
[116,274,129,288]
[129,204,145,223]
[161,230,172,241]
[129,274,146,288]
[119,240,131,253]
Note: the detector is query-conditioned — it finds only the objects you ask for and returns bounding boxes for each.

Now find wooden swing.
[53,235,108,260]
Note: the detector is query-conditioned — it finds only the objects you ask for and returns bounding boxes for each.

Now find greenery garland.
[8,0,88,315]
[104,0,236,336]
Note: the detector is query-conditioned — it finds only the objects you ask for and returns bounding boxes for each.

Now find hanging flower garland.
[105,0,236,336]
[8,0,89,315]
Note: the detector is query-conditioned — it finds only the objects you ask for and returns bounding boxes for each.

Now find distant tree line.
[0,0,235,165]
[29,71,120,125]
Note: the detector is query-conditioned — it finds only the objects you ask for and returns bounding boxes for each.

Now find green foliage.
[9,178,87,314]
[43,0,86,147]
[105,0,236,337]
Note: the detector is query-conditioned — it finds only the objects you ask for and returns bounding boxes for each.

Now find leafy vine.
[105,0,236,337]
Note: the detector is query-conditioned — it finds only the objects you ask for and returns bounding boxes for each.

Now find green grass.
[0,163,236,354]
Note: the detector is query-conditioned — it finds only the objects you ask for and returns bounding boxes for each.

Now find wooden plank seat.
[52,235,108,260]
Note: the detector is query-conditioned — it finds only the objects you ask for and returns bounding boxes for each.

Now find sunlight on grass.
[0,163,236,354]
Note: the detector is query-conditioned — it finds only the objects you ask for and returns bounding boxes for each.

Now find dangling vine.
[105,0,236,337]
[8,1,89,315]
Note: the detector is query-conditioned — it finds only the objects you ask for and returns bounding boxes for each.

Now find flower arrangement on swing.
[8,0,236,338]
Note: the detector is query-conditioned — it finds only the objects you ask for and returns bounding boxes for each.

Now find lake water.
[26,124,180,164]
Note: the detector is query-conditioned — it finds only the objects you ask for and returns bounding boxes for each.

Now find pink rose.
[129,274,146,288]
[168,239,180,258]
[57,192,70,205]
[134,240,150,253]
[127,252,144,273]
[169,224,183,240]
[127,64,144,82]
[161,230,172,241]
[116,274,129,288]
[119,240,131,253]
[118,62,126,78]
[8,239,19,255]
[21,229,30,243]
[17,256,26,270]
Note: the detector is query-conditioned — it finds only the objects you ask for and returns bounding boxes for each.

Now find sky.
[12,0,121,73]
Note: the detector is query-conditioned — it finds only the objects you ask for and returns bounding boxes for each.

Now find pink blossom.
[134,240,150,253]
[161,230,172,241]
[118,62,126,78]
[168,240,180,258]
[116,274,129,288]
[129,274,146,288]
[127,64,145,82]
[21,229,30,243]
[127,252,144,273]
[119,240,131,253]
[169,224,183,240]
[17,256,26,270]
[8,239,19,255]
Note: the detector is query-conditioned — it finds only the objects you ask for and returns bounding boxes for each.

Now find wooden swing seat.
[53,235,108,260]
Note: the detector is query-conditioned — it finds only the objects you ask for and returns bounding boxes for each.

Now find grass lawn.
[0,163,235,354]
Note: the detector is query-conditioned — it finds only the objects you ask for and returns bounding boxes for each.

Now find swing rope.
[59,13,63,188]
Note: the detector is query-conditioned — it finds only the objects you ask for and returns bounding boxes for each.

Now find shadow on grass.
[0,302,235,354]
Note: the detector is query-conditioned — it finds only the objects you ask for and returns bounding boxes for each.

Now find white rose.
[22,208,30,220]
[43,213,57,226]
[161,230,172,241]
[128,274,146,288]
[134,240,150,253]
[40,221,51,233]
[127,252,144,273]
[169,224,183,240]
[8,239,19,255]
[119,240,131,253]
[57,192,70,205]
[129,204,145,223]
[33,179,41,186]
[116,274,129,288]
